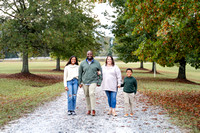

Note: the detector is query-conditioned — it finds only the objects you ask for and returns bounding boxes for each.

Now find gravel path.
[1,87,182,133]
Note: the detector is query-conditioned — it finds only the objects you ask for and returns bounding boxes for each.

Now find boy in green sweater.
[121,68,137,117]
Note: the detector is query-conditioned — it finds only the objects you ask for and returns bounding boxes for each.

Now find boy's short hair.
[126,68,133,72]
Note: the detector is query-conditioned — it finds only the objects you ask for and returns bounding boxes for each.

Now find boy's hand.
[65,87,68,91]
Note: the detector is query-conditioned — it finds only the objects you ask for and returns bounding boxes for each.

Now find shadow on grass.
[136,77,200,86]
[31,69,64,73]
[0,73,63,84]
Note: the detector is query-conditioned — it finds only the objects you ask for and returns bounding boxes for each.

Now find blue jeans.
[67,78,78,111]
[105,91,117,108]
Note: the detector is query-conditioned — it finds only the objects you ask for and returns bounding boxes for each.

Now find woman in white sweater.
[64,56,79,115]
[101,56,122,116]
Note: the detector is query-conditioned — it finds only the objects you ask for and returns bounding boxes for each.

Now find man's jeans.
[105,91,117,108]
[83,83,97,110]
[67,78,78,111]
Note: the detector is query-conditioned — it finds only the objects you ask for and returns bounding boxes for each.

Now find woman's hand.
[65,87,69,91]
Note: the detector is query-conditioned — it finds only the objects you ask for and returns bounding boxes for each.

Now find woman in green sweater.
[121,68,137,117]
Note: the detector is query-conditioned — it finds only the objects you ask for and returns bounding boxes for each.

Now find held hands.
[118,86,121,88]
[65,87,69,91]
[97,71,101,75]
[79,84,83,88]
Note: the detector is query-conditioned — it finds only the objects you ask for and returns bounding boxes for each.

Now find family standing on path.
[63,50,137,117]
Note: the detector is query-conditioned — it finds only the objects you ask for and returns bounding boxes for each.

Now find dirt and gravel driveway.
[1,86,182,133]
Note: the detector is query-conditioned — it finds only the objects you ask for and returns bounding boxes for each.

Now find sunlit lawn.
[0,60,200,131]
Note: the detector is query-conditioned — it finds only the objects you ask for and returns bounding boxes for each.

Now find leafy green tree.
[43,0,102,70]
[111,0,147,68]
[0,0,48,73]
[0,0,102,72]
[125,0,200,79]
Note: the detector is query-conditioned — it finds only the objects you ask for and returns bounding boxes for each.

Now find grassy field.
[0,60,200,132]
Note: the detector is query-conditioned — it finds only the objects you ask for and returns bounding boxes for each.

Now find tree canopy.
[110,0,200,79]
[0,0,102,72]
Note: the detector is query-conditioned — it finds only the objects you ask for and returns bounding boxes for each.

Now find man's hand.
[79,84,83,88]
[97,71,101,75]
[117,86,121,88]
[65,87,68,91]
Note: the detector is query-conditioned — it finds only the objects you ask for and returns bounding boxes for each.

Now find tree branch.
[0,8,17,19]
[4,1,18,14]
[13,0,20,13]
[19,0,25,11]
[22,0,26,10]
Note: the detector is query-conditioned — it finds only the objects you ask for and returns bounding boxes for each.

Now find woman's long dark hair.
[105,56,115,66]
[66,56,78,66]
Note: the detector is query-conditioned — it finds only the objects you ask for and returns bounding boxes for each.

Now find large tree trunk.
[177,57,186,79]
[21,51,30,74]
[152,62,156,72]
[56,57,60,71]
[140,61,143,68]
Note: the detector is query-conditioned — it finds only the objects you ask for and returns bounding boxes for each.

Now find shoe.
[71,111,76,115]
[130,113,134,116]
[91,110,95,116]
[112,109,117,116]
[124,114,128,117]
[68,111,72,115]
[112,111,117,116]
[86,110,91,115]
[107,110,112,115]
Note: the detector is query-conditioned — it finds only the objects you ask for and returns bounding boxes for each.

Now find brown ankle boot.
[86,110,91,115]
[91,110,95,116]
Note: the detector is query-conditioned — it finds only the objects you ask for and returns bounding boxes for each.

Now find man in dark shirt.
[78,51,102,116]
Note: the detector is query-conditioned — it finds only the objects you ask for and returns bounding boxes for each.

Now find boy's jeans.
[105,91,117,108]
[67,78,78,111]
[123,92,135,114]
[83,83,97,111]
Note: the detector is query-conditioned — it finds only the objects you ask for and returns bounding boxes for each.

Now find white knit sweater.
[63,64,79,87]
[101,65,122,92]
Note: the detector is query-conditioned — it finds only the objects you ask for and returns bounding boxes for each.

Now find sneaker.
[71,111,76,115]
[124,114,128,117]
[68,111,72,115]
[130,113,134,116]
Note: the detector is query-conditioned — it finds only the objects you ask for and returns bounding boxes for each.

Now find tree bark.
[177,57,186,79]
[152,62,156,72]
[21,51,30,74]
[56,57,60,71]
[140,61,143,68]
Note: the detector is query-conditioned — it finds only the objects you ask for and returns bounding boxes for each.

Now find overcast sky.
[0,2,116,37]
[92,2,116,37]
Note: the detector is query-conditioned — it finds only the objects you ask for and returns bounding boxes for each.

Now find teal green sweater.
[121,76,137,94]
[78,59,102,85]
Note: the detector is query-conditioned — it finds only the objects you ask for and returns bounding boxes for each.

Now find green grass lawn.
[0,60,199,132]
[0,78,64,126]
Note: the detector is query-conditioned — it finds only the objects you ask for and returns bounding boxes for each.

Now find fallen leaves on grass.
[143,89,200,131]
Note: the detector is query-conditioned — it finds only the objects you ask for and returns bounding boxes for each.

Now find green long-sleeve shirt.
[78,59,102,85]
[121,76,137,94]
